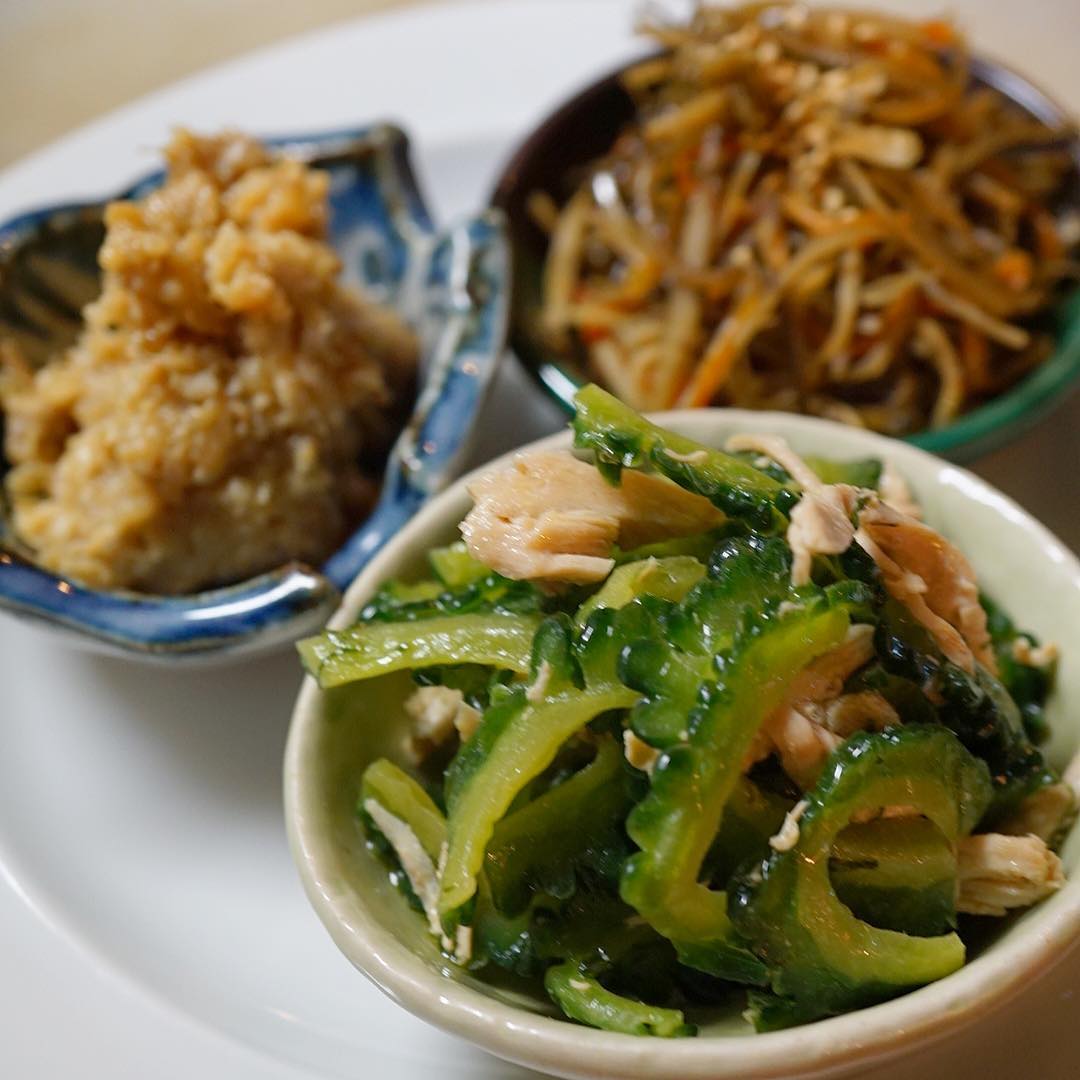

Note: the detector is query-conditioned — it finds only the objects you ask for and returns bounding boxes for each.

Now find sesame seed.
[728,244,754,267]
[756,40,781,64]
[822,186,846,213]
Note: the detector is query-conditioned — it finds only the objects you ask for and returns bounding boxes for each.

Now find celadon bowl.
[284,409,1080,1080]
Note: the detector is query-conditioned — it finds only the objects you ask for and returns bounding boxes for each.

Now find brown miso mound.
[0,130,418,594]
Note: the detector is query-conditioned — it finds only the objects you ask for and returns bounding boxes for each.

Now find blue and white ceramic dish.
[0,124,509,660]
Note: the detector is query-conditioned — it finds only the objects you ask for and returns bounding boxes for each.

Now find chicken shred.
[402,685,480,764]
[1000,783,1076,845]
[755,707,845,790]
[770,799,810,852]
[857,500,996,674]
[723,434,994,674]
[461,450,724,585]
[725,433,822,489]
[784,624,876,703]
[878,460,922,519]
[786,484,859,585]
[957,833,1065,916]
[1012,638,1060,668]
[725,433,859,586]
[748,625,883,788]
[823,690,900,735]
[363,799,444,939]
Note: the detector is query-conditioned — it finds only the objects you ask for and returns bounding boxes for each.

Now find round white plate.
[1,2,1079,1078]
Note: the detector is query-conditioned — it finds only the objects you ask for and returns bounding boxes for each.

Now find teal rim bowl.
[490,54,1080,464]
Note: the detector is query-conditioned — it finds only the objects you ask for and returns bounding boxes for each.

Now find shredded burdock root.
[536,4,1078,432]
[0,129,417,594]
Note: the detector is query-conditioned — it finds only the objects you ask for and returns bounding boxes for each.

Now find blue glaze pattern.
[0,124,508,659]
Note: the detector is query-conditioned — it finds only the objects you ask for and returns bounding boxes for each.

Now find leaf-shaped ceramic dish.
[0,124,509,660]
[285,408,1080,1080]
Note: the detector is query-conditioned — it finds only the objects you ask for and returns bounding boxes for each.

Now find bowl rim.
[0,122,508,659]
[489,50,1080,463]
[285,407,1080,1080]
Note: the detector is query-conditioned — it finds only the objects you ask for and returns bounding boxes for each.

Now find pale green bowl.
[284,409,1080,1080]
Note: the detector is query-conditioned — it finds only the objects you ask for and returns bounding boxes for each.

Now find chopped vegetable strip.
[621,602,850,982]
[298,613,542,688]
[545,962,693,1038]
[730,728,992,1026]
[439,615,639,926]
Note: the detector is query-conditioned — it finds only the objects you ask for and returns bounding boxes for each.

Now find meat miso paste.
[0,130,417,594]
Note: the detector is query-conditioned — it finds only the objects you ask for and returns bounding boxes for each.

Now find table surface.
[0,0,424,167]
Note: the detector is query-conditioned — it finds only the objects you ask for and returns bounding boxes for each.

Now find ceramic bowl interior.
[490,55,1080,464]
[0,124,508,659]
[285,409,1080,1080]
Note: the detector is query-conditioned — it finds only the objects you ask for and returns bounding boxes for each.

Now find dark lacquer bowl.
[491,55,1080,463]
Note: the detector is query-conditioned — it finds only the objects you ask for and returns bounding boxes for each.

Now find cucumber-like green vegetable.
[360,570,546,623]
[613,530,728,565]
[545,962,694,1037]
[705,778,794,887]
[439,612,640,928]
[298,612,542,688]
[370,578,447,606]
[429,541,490,589]
[830,817,957,936]
[572,384,791,529]
[485,737,632,913]
[982,593,1057,744]
[619,534,801,748]
[874,598,1046,813]
[361,758,446,858]
[319,389,1070,1038]
[621,599,852,983]
[359,759,448,929]
[805,456,883,489]
[743,989,825,1031]
[474,888,639,978]
[574,555,706,626]
[681,533,800,652]
[727,448,883,492]
[471,888,548,976]
[729,727,992,1026]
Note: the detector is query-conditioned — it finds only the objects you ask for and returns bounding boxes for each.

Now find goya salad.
[299,385,1074,1035]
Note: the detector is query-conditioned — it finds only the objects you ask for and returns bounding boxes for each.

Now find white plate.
[1,2,1079,1077]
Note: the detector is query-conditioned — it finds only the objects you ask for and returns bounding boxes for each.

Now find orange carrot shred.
[992,249,1034,292]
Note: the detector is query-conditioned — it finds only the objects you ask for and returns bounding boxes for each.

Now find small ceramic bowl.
[490,55,1080,463]
[0,124,508,659]
[285,409,1080,1080]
